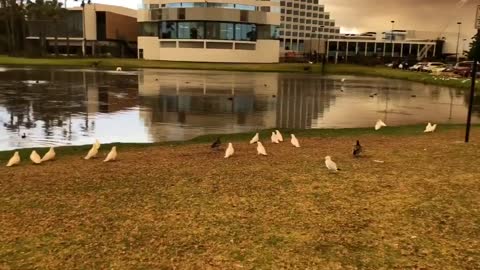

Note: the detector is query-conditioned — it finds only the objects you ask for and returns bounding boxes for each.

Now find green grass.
[0,124,473,161]
[1,126,480,268]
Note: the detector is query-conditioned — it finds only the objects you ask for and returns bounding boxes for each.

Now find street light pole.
[390,20,395,43]
[456,22,462,63]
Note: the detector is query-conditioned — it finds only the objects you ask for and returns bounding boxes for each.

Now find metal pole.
[82,4,86,56]
[465,29,479,143]
[456,22,462,63]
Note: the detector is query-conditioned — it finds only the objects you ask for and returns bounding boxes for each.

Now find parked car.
[409,62,425,71]
[453,61,480,77]
[421,62,446,73]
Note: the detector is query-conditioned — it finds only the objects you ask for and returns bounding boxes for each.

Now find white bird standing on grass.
[290,134,300,148]
[424,123,437,133]
[94,139,101,150]
[275,130,283,142]
[6,151,20,167]
[250,133,259,144]
[375,119,387,131]
[84,144,99,160]
[224,143,234,158]
[257,141,268,156]
[30,150,42,165]
[325,156,339,172]
[271,132,280,144]
[116,67,122,71]
[104,146,117,162]
[341,78,346,83]
[41,147,56,162]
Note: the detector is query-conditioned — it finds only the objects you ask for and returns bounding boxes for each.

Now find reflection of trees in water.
[276,78,336,129]
[0,69,137,138]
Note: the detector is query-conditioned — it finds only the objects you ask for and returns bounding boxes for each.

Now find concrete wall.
[106,12,138,42]
[138,37,279,63]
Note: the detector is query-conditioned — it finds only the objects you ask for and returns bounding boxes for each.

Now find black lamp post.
[456,22,462,63]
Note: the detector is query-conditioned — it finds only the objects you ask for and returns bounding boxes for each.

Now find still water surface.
[0,67,477,150]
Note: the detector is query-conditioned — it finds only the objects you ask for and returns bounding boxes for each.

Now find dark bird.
[369,95,375,98]
[353,140,362,158]
[185,81,190,84]
[211,137,221,150]
[264,84,268,87]
[228,97,233,101]
[411,94,417,98]
[21,133,26,139]
[272,95,276,98]
[155,78,159,81]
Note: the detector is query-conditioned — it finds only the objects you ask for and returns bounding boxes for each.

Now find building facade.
[137,0,281,63]
[278,0,340,54]
[26,4,138,57]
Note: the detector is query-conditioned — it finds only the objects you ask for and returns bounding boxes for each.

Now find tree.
[467,32,480,61]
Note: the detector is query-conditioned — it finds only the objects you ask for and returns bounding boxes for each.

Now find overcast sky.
[68,0,478,37]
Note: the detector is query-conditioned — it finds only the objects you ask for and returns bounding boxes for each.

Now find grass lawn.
[1,126,480,269]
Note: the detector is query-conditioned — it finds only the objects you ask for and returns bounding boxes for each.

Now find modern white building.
[137,0,281,63]
[278,0,340,54]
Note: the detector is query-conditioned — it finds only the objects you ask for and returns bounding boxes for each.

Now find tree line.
[1,0,69,56]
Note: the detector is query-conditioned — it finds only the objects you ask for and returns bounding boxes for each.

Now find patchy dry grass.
[1,127,480,269]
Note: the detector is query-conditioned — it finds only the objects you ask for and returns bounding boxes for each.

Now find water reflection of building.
[276,77,335,129]
[138,69,278,140]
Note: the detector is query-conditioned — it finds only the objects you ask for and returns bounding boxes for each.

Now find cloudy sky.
[68,0,478,37]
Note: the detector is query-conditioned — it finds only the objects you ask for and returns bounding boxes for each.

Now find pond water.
[0,66,478,150]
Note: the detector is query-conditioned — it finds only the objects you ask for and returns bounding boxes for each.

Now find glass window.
[320,6,324,11]
[235,4,256,11]
[325,14,329,19]
[292,25,298,30]
[299,32,305,37]
[287,2,292,7]
[299,25,304,30]
[319,14,324,18]
[306,19,311,24]
[313,6,318,11]
[260,6,270,12]
[285,24,291,29]
[293,3,299,8]
[307,5,312,10]
[292,32,298,36]
[312,20,317,24]
[178,22,205,39]
[286,10,292,14]
[300,11,305,16]
[305,33,310,37]
[286,16,292,21]
[293,18,298,22]
[235,24,256,41]
[206,22,234,40]
[281,8,285,13]
[166,3,181,8]
[149,4,159,9]
[280,1,285,5]
[306,12,311,17]
[139,22,158,36]
[161,22,177,38]
[285,31,291,36]
[300,18,305,23]
[293,10,298,15]
[281,16,285,20]
[300,4,305,9]
[312,13,318,17]
[257,25,279,39]
[312,27,317,31]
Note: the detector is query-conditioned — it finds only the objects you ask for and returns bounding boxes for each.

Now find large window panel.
[161,22,177,39]
[139,22,158,36]
[235,24,256,41]
[178,22,205,39]
[206,22,234,40]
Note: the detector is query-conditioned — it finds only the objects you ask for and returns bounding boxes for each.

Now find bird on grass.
[41,147,56,162]
[424,123,437,133]
[104,146,117,162]
[224,143,234,158]
[375,119,387,131]
[353,140,362,158]
[271,132,280,144]
[275,130,284,142]
[116,67,122,71]
[94,139,101,150]
[290,134,300,148]
[211,137,222,150]
[84,144,99,160]
[250,133,259,144]
[21,133,26,139]
[341,78,346,83]
[325,156,340,172]
[6,151,20,167]
[257,141,268,156]
[30,150,42,165]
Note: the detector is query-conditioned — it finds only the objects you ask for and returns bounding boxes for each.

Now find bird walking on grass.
[325,156,339,172]
[6,151,20,167]
[211,137,222,150]
[424,123,437,133]
[94,139,101,150]
[84,144,99,160]
[257,141,267,156]
[30,150,42,165]
[224,143,234,158]
[275,130,284,142]
[104,146,117,162]
[271,132,280,144]
[353,140,362,158]
[41,147,56,162]
[375,119,387,131]
[290,134,300,148]
[250,133,259,144]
